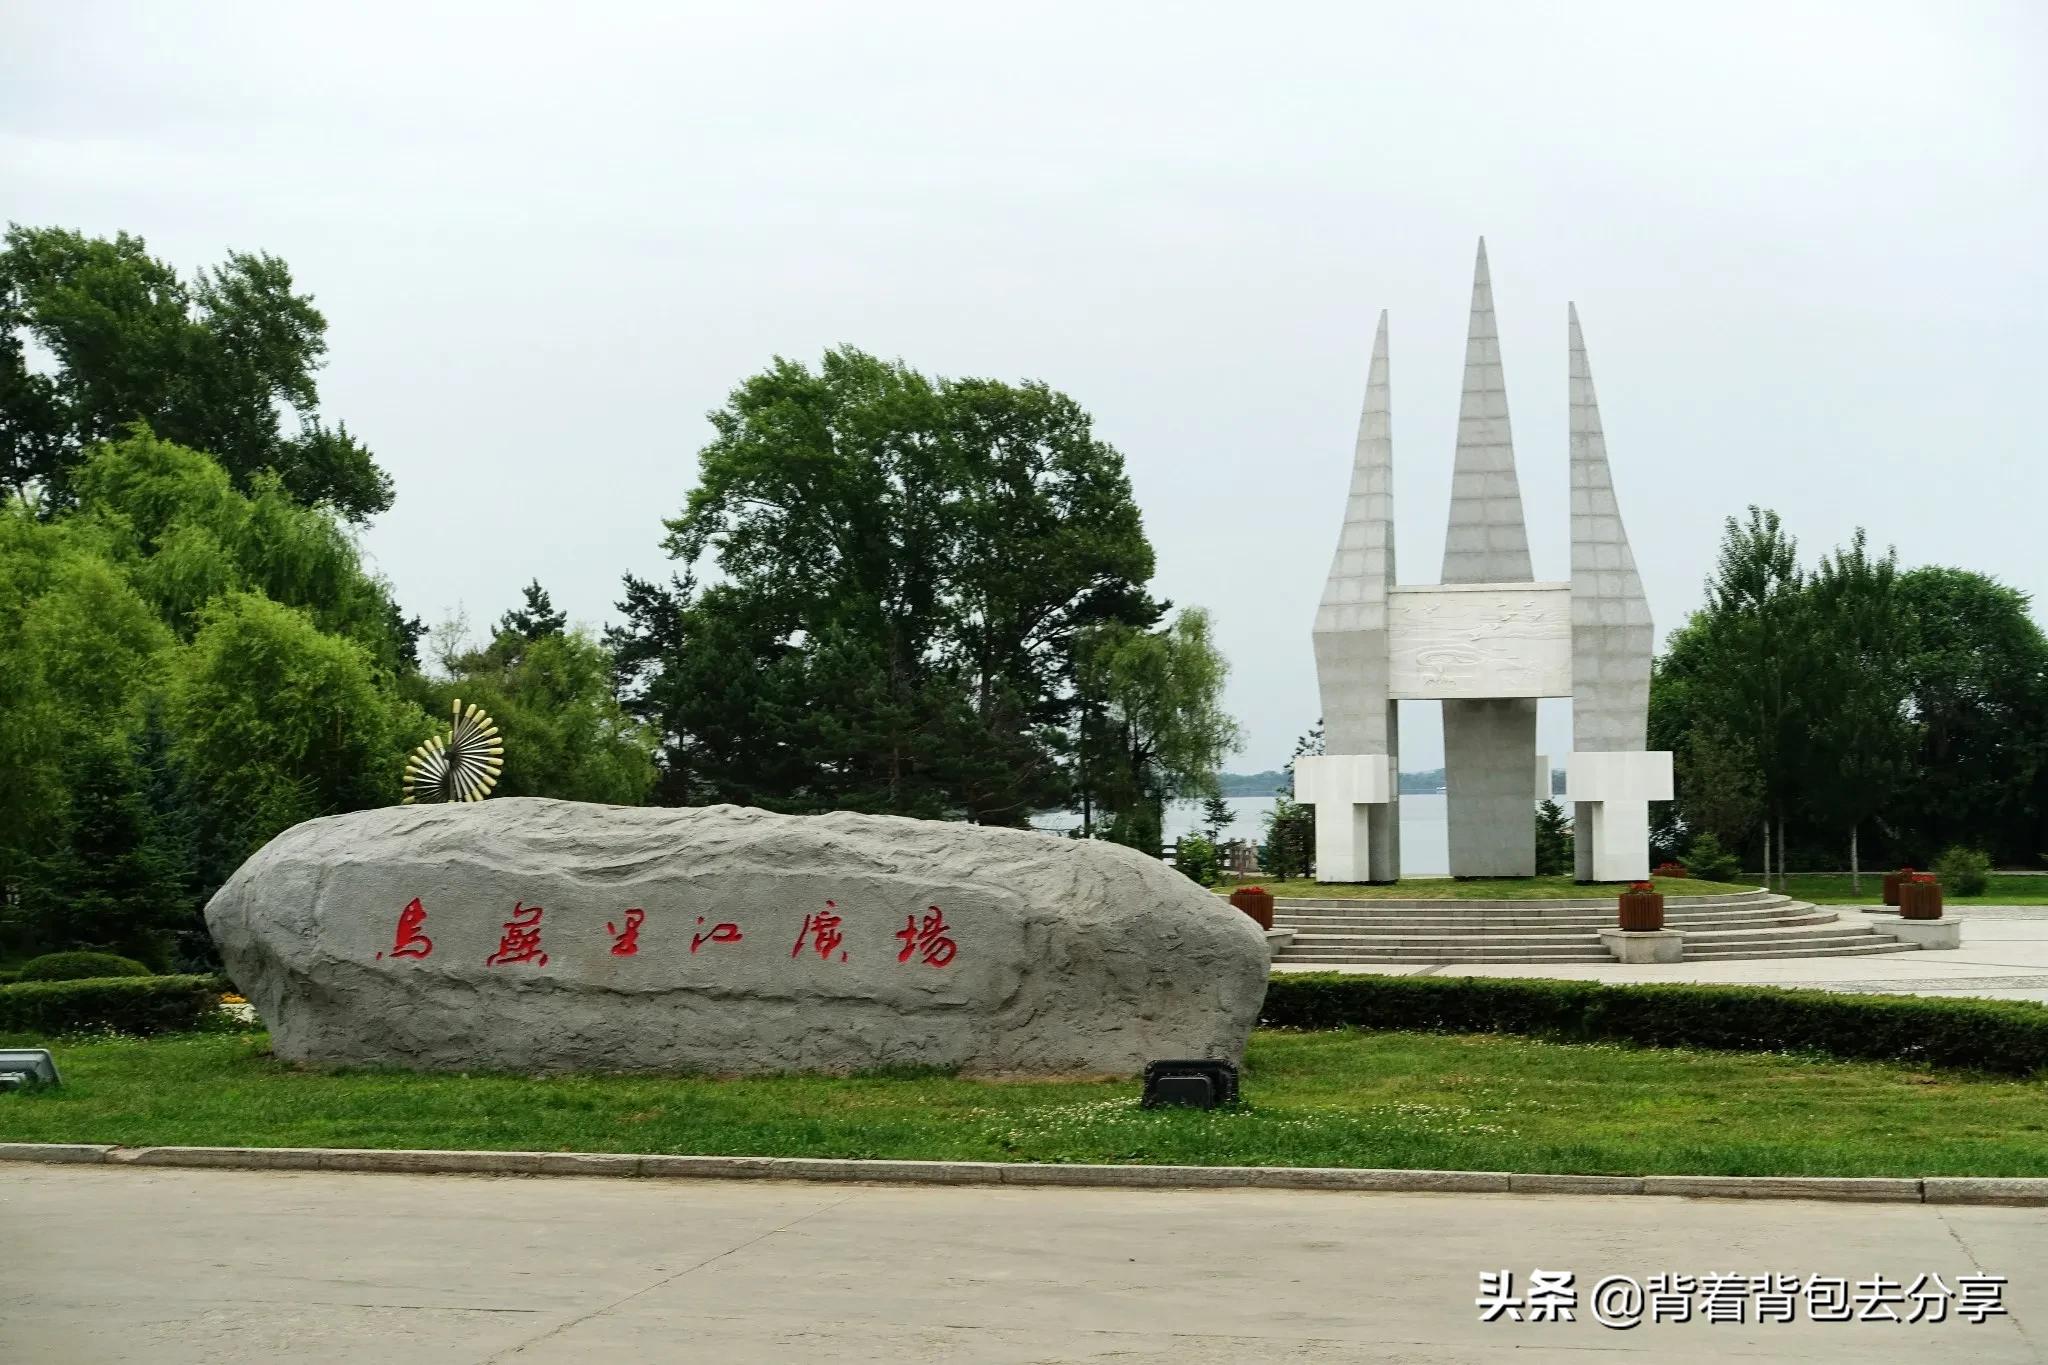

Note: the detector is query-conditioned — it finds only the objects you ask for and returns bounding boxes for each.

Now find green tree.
[626,347,1163,822]
[1894,568,2048,863]
[17,729,193,968]
[66,430,408,668]
[1200,792,1234,842]
[1533,799,1574,875]
[0,226,390,519]
[1074,608,1242,850]
[1261,797,1315,880]
[165,592,423,877]
[428,597,656,807]
[1684,508,1811,888]
[1804,531,1914,890]
[499,579,567,641]
[1652,514,2048,877]
[0,523,187,959]
[1258,722,1325,879]
[1173,833,1221,886]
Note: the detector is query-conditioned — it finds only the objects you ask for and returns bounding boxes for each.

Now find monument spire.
[1437,238,1540,876]
[1314,309,1395,646]
[1565,302,1664,882]
[1308,309,1400,881]
[1441,237,1533,584]
[1567,301,1652,754]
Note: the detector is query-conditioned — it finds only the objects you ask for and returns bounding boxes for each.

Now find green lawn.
[4,1028,2045,1177]
[1779,873,2048,906]
[1227,875,1751,900]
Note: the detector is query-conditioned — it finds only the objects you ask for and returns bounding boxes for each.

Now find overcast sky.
[6,2,2043,772]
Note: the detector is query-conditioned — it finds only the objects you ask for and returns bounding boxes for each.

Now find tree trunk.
[1078,708,1091,838]
[1762,820,1772,891]
[1850,822,1860,894]
[1777,812,1788,892]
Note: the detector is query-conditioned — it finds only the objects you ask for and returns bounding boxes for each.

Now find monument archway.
[1296,240,1671,884]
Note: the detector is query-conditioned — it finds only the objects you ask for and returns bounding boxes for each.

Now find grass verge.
[3,1029,2045,1178]
[1777,873,2048,906]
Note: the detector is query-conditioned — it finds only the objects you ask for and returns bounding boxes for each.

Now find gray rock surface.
[205,798,1269,1076]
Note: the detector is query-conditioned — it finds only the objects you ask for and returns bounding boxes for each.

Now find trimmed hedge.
[1261,973,2048,1076]
[16,951,152,983]
[0,975,220,1038]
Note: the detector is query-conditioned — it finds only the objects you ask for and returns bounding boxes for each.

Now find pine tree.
[1533,799,1574,876]
[1200,792,1233,841]
[499,579,567,641]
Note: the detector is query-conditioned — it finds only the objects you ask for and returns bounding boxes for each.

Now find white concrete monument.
[1297,240,1672,883]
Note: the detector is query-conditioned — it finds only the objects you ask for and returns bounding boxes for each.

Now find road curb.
[2,1142,2043,1205]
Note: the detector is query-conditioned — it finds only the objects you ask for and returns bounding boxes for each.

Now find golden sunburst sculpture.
[403,698,504,804]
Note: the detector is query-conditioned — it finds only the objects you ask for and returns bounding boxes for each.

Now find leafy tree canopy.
[1,225,391,521]
[618,347,1173,823]
[0,431,425,966]
[427,589,656,808]
[1653,509,2048,873]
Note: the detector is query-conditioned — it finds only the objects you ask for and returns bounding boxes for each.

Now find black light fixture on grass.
[1141,1058,1238,1109]
[0,1048,60,1090]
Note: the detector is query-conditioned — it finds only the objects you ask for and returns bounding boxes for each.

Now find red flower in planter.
[1240,886,1266,895]
[1911,872,1937,884]
[1627,880,1655,894]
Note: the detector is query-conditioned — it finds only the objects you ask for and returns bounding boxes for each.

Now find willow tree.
[1074,607,1242,851]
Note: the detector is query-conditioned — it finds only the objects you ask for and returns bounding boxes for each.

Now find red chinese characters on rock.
[895,905,958,967]
[485,901,549,968]
[791,901,848,962]
[373,896,968,969]
[376,898,434,961]
[607,908,645,957]
[690,917,743,953]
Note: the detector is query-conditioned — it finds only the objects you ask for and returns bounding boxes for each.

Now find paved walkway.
[3,1165,2042,1362]
[1275,907,2048,1004]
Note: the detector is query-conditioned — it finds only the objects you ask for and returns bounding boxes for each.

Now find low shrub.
[0,975,219,1038]
[1933,845,1992,897]
[16,951,151,983]
[1683,832,1742,884]
[1261,973,2048,1076]
[1174,834,1221,887]
[0,969,18,986]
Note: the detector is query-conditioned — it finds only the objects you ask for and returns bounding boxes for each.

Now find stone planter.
[1899,879,1944,920]
[1229,887,1275,931]
[1617,889,1665,933]
[1882,870,1912,907]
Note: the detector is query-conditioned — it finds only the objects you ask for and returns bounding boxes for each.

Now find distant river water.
[1031,793,1453,876]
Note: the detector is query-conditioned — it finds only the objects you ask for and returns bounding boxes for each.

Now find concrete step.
[1263,900,1920,964]
[1284,933,1606,948]
[1273,948,1614,963]
[1682,940,1918,960]
[1274,911,1834,932]
[1270,899,1804,922]
[1680,935,1883,953]
[1680,918,1870,938]
[1268,891,1780,912]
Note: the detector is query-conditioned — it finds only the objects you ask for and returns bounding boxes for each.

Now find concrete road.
[2,1167,2042,1363]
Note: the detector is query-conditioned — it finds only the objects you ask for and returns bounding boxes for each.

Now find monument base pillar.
[1565,751,1674,884]
[1443,698,1538,877]
[1295,754,1393,884]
